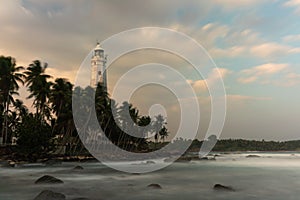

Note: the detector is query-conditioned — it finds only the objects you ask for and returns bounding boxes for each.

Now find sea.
[1,152,300,200]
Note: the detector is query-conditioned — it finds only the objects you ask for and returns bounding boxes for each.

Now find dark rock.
[200,156,209,160]
[8,161,16,167]
[146,160,155,164]
[246,155,260,158]
[175,156,192,163]
[35,175,64,184]
[131,173,141,175]
[0,160,15,167]
[73,165,84,170]
[213,184,235,191]
[33,190,66,200]
[197,156,216,161]
[147,183,162,189]
[164,156,192,163]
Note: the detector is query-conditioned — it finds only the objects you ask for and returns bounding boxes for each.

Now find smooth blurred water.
[1,153,300,200]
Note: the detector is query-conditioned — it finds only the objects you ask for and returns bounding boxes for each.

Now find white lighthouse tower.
[90,43,107,88]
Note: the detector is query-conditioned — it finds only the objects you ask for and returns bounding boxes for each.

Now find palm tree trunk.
[1,94,10,145]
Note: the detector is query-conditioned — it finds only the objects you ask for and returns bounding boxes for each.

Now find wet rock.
[131,173,141,175]
[8,161,16,167]
[35,175,64,184]
[146,160,155,164]
[246,155,260,158]
[73,165,84,170]
[147,183,162,189]
[164,156,192,163]
[175,156,192,163]
[33,190,66,200]
[213,184,235,191]
[0,160,16,167]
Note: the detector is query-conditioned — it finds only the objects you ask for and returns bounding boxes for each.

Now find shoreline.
[2,150,300,167]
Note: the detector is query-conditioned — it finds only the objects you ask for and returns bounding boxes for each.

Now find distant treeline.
[188,139,300,152]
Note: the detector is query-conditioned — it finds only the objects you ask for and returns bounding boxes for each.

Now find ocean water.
[1,153,300,200]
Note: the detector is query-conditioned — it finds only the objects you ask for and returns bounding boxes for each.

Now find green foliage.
[24,60,52,119]
[16,114,53,155]
[0,55,170,159]
[0,56,25,144]
[187,138,300,152]
[212,139,300,152]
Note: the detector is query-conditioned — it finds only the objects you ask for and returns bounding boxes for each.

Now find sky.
[1,0,300,141]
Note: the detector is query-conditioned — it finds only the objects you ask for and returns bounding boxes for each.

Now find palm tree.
[14,99,28,118]
[49,78,75,154]
[0,56,24,145]
[24,60,52,120]
[159,126,169,142]
[152,114,166,144]
[50,78,73,118]
[117,102,139,149]
[136,115,151,150]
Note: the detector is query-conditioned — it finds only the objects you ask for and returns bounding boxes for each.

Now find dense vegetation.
[187,138,300,152]
[1,55,299,162]
[0,55,169,160]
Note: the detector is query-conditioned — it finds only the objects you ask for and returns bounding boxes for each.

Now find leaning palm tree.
[0,56,24,145]
[24,60,52,120]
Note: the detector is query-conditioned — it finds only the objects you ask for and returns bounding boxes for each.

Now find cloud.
[188,68,232,91]
[241,63,288,75]
[283,0,300,14]
[188,79,207,91]
[281,72,300,86]
[210,46,247,58]
[227,95,272,101]
[212,41,300,60]
[242,63,288,75]
[283,34,300,43]
[249,42,300,59]
[212,0,271,10]
[238,63,289,84]
[210,29,300,59]
[237,76,258,84]
[237,63,300,87]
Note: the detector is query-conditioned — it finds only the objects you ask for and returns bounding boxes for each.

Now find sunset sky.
[1,0,300,141]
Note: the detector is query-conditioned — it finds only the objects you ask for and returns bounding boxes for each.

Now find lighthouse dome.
[94,43,104,51]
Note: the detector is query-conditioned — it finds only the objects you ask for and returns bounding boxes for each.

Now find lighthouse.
[90,43,107,88]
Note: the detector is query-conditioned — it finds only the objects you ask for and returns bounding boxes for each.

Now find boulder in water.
[147,183,162,189]
[73,165,84,170]
[35,175,64,184]
[0,160,16,167]
[146,160,155,164]
[246,155,260,158]
[33,190,66,200]
[175,156,192,163]
[213,184,235,191]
